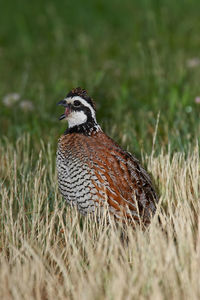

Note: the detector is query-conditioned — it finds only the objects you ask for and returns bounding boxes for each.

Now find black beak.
[57,99,71,121]
[59,114,66,120]
[57,99,68,107]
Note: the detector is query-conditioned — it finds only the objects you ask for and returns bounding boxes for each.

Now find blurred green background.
[0,0,200,156]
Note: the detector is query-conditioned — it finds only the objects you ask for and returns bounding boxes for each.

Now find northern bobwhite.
[56,87,158,226]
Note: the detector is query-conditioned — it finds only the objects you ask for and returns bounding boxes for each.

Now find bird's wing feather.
[88,133,158,223]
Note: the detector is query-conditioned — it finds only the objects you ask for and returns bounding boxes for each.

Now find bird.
[56,87,158,227]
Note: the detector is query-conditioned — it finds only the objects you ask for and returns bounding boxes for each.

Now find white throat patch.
[64,95,98,128]
[67,110,87,128]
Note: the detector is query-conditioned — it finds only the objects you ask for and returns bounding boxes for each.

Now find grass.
[0,0,200,155]
[0,0,200,298]
[0,136,199,299]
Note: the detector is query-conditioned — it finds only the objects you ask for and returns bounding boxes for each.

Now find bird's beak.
[57,99,71,120]
[57,99,68,107]
[59,113,66,120]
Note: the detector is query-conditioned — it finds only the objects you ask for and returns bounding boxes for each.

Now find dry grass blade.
[0,136,199,300]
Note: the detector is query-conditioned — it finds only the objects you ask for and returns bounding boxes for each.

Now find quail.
[56,87,158,226]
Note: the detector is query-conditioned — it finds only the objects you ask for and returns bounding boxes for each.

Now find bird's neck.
[65,119,102,136]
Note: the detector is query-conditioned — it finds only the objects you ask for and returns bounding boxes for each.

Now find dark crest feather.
[66,87,96,110]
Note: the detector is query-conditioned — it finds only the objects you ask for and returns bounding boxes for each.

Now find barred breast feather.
[56,130,158,225]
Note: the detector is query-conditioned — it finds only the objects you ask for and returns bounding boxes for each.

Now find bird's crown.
[66,87,96,110]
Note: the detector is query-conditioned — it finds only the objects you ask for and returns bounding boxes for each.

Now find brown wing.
[88,132,158,225]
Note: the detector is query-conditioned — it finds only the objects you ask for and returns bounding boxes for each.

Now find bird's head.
[57,87,100,134]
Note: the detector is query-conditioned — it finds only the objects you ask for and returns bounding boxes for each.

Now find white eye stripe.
[65,96,96,121]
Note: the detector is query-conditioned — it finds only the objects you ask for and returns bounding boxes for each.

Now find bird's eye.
[73,100,81,107]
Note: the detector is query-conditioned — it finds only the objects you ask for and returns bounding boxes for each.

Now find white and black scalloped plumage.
[56,87,158,226]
